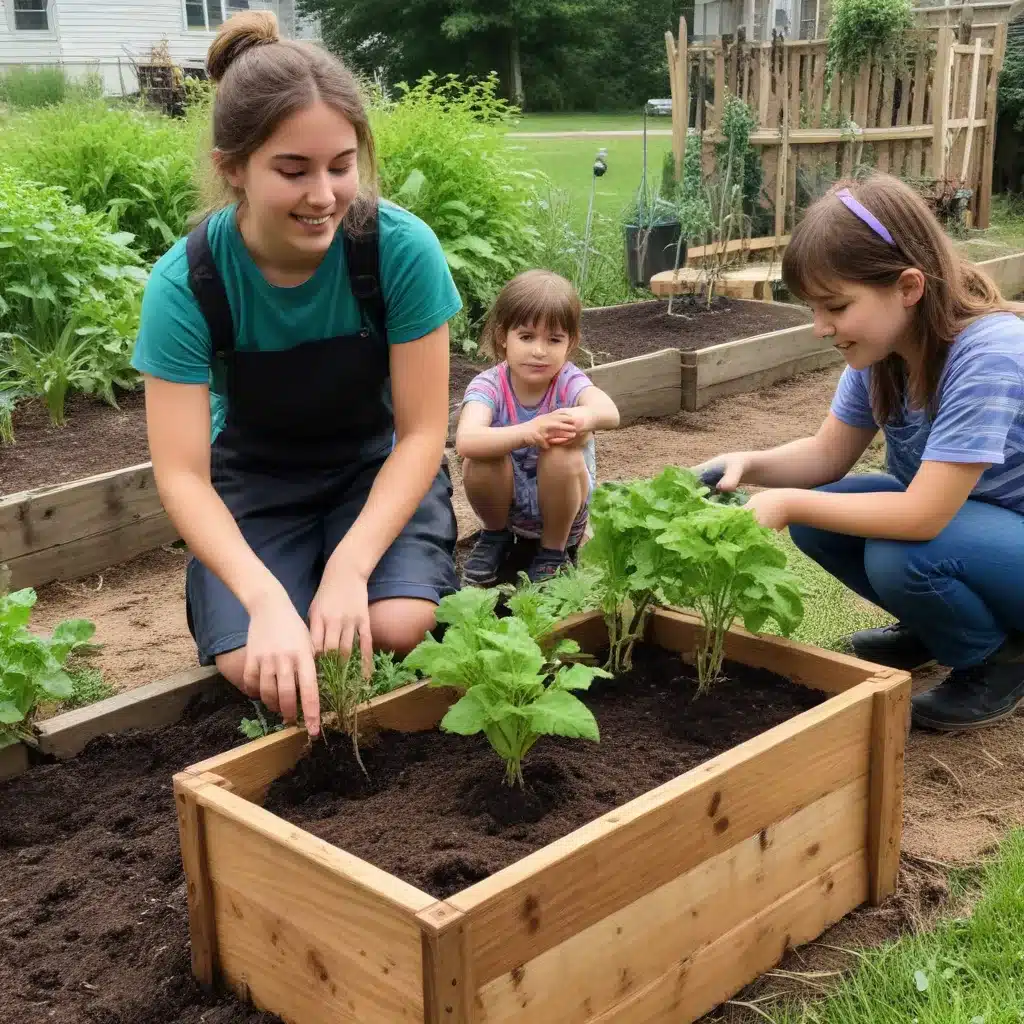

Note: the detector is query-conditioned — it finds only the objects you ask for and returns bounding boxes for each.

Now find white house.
[0,0,320,96]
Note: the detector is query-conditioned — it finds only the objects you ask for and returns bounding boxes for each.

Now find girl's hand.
[693,452,755,492]
[309,561,374,680]
[522,410,579,449]
[242,586,321,736]
[745,489,793,531]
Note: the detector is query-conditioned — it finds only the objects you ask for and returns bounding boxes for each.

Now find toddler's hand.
[523,410,579,449]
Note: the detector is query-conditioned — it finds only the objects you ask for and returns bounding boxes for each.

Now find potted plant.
[623,186,685,289]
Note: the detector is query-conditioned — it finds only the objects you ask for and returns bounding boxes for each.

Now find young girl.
[696,173,1024,733]
[131,12,461,736]
[456,270,620,584]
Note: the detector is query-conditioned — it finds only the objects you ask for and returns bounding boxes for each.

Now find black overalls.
[182,206,458,666]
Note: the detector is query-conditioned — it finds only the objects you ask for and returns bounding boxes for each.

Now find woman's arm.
[777,460,987,540]
[324,323,451,580]
[575,385,620,431]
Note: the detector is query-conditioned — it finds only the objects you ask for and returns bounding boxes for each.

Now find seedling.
[404,588,608,788]
[0,587,95,748]
[499,564,600,654]
[317,639,373,779]
[238,700,283,740]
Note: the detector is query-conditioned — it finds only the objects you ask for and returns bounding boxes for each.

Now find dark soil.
[580,296,810,364]
[2,388,150,495]
[1,360,490,497]
[0,687,281,1024]
[263,644,824,900]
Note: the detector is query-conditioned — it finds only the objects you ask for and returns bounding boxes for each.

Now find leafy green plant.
[655,506,805,691]
[56,667,115,712]
[0,99,201,260]
[0,67,102,109]
[371,72,540,325]
[0,588,95,749]
[317,640,374,777]
[239,700,284,740]
[998,28,1024,132]
[826,0,913,80]
[499,564,600,652]
[367,649,417,696]
[0,166,147,431]
[404,588,607,787]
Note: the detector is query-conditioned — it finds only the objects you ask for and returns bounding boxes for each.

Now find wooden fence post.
[679,16,689,179]
[977,21,1008,229]
[666,29,682,179]
[932,26,954,179]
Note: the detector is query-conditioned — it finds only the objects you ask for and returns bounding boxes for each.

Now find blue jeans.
[789,474,1024,668]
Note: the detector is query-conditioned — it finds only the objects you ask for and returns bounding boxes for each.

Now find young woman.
[132,12,461,735]
[696,173,1024,733]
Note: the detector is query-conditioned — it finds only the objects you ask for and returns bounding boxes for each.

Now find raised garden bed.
[175,608,910,1024]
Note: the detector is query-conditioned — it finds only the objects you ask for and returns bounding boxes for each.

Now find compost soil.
[1,356,488,496]
[580,296,810,364]
[263,644,824,900]
[0,687,281,1024]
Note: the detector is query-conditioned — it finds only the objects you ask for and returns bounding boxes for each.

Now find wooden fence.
[665,15,1009,253]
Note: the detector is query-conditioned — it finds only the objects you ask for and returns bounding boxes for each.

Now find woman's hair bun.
[207,10,280,84]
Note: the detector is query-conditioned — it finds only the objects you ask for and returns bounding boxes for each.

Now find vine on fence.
[826,0,914,80]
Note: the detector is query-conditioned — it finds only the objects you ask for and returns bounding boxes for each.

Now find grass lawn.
[511,112,664,133]
[510,133,675,227]
[769,830,1024,1023]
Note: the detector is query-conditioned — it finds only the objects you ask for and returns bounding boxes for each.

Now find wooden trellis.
[665,15,1009,259]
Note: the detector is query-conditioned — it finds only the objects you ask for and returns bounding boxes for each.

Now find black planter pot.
[624,221,686,289]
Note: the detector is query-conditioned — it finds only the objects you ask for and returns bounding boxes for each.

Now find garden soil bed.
[580,296,810,365]
[1,357,488,496]
[262,644,824,900]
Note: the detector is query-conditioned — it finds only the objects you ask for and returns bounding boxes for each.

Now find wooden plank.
[868,675,911,905]
[35,665,223,759]
[475,780,869,1024]
[201,790,431,1024]
[666,30,682,178]
[649,608,878,694]
[0,462,163,560]
[959,38,983,182]
[448,683,874,985]
[6,512,178,590]
[693,322,826,390]
[810,50,826,128]
[174,774,220,987]
[758,43,771,125]
[977,22,1008,228]
[774,49,790,240]
[932,26,954,177]
[678,16,689,173]
[977,251,1024,296]
[892,62,913,176]
[878,67,897,171]
[952,42,995,56]
[692,348,845,410]
[419,903,475,1024]
[587,349,681,424]
[713,42,726,126]
[0,741,29,782]
[909,45,929,176]
[585,852,868,1023]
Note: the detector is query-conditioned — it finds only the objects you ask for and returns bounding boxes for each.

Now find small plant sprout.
[404,588,608,788]
[367,649,417,697]
[499,564,600,655]
[238,700,282,740]
[317,638,374,778]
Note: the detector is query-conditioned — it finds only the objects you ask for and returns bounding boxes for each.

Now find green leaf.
[439,688,492,736]
[913,969,929,992]
[395,168,426,203]
[523,689,600,742]
[0,701,25,725]
[552,662,611,692]
[36,668,73,700]
[0,589,37,630]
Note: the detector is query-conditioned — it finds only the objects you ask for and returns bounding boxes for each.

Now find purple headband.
[836,188,895,246]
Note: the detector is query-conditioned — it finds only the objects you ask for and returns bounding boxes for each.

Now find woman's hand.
[693,452,756,492]
[241,586,321,736]
[308,560,374,679]
[744,489,794,531]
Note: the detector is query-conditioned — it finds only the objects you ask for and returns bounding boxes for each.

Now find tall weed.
[371,73,541,332]
[0,66,102,109]
[0,166,146,433]
[0,100,200,261]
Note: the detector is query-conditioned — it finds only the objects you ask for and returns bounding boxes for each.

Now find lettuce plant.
[0,588,95,748]
[404,588,608,787]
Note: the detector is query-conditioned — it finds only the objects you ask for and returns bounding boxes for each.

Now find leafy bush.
[404,587,607,788]
[0,166,148,430]
[371,73,541,324]
[999,27,1024,132]
[0,588,95,749]
[0,100,201,261]
[826,0,913,79]
[0,66,102,109]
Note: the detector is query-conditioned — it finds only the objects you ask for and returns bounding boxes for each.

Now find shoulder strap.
[343,203,387,341]
[185,216,235,360]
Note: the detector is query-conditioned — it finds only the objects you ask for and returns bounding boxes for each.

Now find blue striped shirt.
[831,312,1024,513]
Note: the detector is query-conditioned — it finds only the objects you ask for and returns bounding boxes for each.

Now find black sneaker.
[462,529,514,586]
[849,622,934,670]
[911,655,1024,732]
[526,546,571,583]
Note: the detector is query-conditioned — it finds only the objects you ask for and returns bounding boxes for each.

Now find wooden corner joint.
[173,768,235,794]
[416,900,467,936]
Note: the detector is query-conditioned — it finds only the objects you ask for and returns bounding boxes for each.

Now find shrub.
[0,166,147,430]
[370,73,541,326]
[0,66,101,109]
[826,0,914,79]
[0,99,201,261]
[999,27,1024,132]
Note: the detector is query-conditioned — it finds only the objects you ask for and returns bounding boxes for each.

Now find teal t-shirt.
[131,199,462,439]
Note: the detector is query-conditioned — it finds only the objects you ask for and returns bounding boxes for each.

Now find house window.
[185,0,232,31]
[13,0,50,31]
